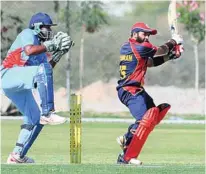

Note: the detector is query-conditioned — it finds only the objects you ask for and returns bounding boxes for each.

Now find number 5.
[120,65,126,79]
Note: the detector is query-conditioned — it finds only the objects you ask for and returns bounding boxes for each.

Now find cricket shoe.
[116,135,126,150]
[40,112,67,125]
[7,153,35,164]
[117,153,142,165]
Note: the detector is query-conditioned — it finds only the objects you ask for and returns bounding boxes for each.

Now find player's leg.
[117,89,156,164]
[124,90,154,149]
[143,91,171,124]
[4,90,43,164]
[156,103,171,124]
[1,66,39,92]
[34,63,66,125]
[117,90,148,164]
[122,93,171,163]
[2,65,62,163]
[2,64,66,125]
[116,123,138,150]
[123,107,159,162]
[116,88,138,150]
[142,90,171,125]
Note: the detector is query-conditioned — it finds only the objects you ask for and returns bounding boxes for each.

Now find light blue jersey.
[1,28,50,125]
[3,28,47,68]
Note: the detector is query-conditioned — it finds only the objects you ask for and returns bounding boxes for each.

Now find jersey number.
[120,65,126,79]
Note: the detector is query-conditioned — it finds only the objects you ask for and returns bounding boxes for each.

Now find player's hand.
[53,32,74,51]
[43,40,59,52]
[169,44,184,59]
[59,35,74,51]
[43,32,74,52]
[43,32,65,52]
[172,34,184,45]
[51,49,69,63]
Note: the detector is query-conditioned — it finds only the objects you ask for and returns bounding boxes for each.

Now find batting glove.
[172,34,184,45]
[169,44,184,59]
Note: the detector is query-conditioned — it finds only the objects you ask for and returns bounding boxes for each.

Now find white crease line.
[0,116,205,124]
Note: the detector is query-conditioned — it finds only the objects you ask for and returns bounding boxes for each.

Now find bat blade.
[168,0,178,36]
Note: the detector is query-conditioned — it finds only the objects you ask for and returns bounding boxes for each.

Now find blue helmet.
[29,12,57,28]
[29,12,57,41]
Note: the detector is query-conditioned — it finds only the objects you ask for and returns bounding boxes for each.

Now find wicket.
[70,94,82,164]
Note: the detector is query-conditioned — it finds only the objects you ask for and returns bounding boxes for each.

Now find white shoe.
[40,112,67,125]
[116,136,126,150]
[117,153,142,165]
[7,153,35,164]
[128,158,143,165]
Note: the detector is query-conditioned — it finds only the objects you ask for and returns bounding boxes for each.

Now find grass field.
[1,120,205,174]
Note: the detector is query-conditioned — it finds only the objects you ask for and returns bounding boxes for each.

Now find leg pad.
[156,103,171,124]
[13,124,43,158]
[35,63,54,115]
[124,107,159,161]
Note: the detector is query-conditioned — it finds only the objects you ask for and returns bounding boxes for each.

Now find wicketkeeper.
[1,12,73,164]
[116,22,184,165]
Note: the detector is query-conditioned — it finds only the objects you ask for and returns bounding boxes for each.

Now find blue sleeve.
[120,42,132,55]
[19,29,35,47]
[136,42,157,58]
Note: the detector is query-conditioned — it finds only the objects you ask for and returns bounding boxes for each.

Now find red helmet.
[131,22,157,35]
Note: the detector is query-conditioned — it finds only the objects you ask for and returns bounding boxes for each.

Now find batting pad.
[156,103,171,125]
[124,107,159,161]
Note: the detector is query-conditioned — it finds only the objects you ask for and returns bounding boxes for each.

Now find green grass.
[1,120,205,174]
[1,164,205,174]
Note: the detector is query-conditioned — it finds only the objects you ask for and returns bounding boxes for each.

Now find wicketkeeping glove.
[43,40,59,52]
[51,42,75,63]
[53,32,74,51]
[43,32,66,52]
[51,49,69,63]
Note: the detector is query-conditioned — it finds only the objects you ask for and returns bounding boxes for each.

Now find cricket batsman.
[1,12,73,163]
[116,22,184,164]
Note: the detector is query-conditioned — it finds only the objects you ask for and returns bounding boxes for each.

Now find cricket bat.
[168,0,178,36]
[168,0,183,57]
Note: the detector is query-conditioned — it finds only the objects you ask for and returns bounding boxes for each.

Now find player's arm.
[148,34,184,67]
[24,44,58,68]
[25,32,73,68]
[22,29,57,56]
[24,45,47,56]
[147,39,176,67]
[23,43,59,68]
